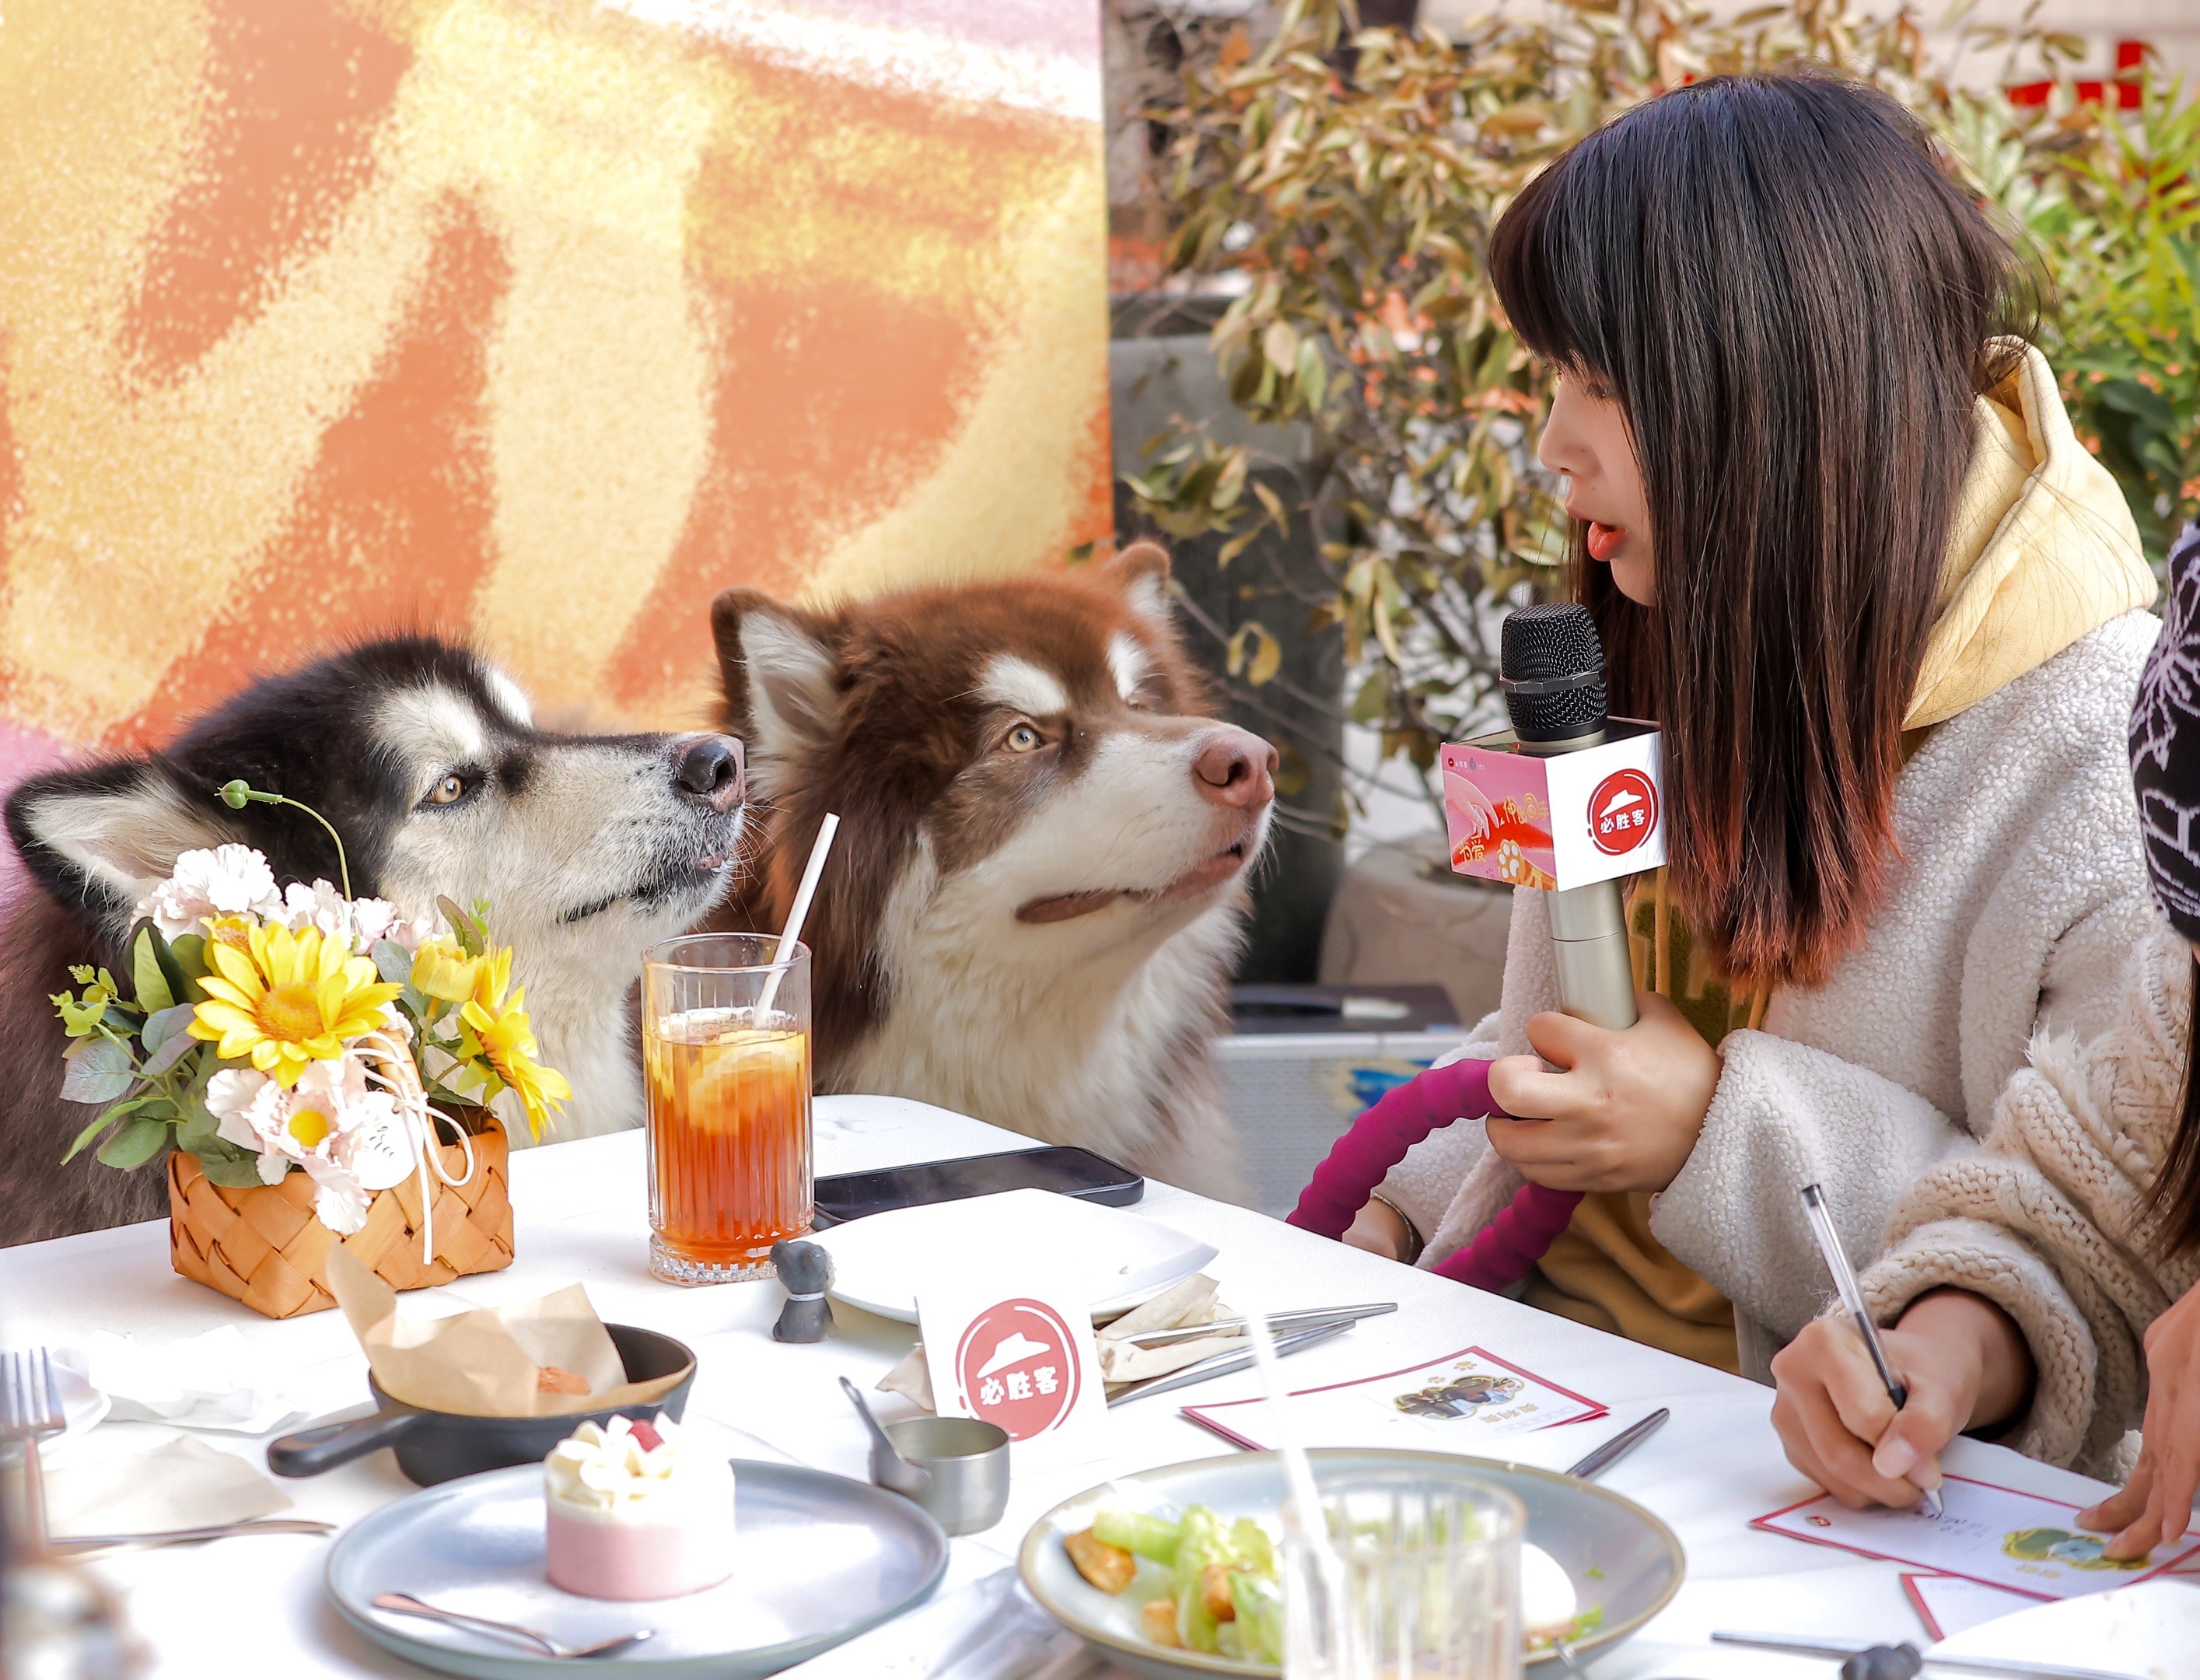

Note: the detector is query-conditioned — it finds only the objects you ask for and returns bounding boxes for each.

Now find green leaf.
[96,1116,171,1171]
[372,940,414,986]
[141,1026,201,1080]
[173,1092,220,1151]
[195,1152,269,1189]
[61,1037,136,1105]
[169,933,210,992]
[1348,665,1392,723]
[61,1110,121,1164]
[129,922,177,1013]
[141,1002,195,1055]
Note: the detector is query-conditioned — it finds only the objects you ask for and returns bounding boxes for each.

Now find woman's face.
[1538,373,1653,606]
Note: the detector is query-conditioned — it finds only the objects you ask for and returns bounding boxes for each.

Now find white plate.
[1020,1449,1684,1678]
[327,1461,948,1678]
[806,1188,1217,1325]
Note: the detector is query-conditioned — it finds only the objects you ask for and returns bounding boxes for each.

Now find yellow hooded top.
[1527,345,2159,1371]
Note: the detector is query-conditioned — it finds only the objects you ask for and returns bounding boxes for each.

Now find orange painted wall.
[0,0,1110,770]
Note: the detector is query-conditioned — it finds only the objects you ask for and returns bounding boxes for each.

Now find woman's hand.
[1481,992,1719,1194]
[1342,1196,1411,1262]
[2080,1279,2200,1559]
[1770,1290,2033,1509]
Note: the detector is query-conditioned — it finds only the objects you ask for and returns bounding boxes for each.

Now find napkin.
[45,1435,292,1541]
[53,1328,308,1436]
[876,1273,1230,1410]
[325,1246,683,1417]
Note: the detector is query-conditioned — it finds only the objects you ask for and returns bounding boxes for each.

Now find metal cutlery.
[1563,1408,1669,1482]
[51,1517,338,1557]
[372,1592,654,1660]
[1106,1318,1355,1406]
[1,1346,65,1558]
[1713,1629,2136,1680]
[1114,1301,1397,1349]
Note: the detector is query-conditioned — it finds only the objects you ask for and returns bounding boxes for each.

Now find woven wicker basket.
[167,1101,513,1320]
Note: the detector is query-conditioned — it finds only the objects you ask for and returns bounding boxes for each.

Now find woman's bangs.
[1488,163,1595,379]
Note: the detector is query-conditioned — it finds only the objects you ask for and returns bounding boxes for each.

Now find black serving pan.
[266,1323,695,1487]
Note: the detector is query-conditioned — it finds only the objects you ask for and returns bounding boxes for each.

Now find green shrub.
[1129,0,2198,809]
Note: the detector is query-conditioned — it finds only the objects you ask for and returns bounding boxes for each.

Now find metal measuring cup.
[840,1378,1010,1536]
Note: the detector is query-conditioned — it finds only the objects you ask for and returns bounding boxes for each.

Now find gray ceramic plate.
[327,1460,948,1679]
[1019,1448,1684,1679]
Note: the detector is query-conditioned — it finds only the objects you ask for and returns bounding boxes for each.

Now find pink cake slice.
[543,1415,735,1601]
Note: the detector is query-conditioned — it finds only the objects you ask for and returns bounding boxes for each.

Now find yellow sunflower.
[188,922,401,1087]
[460,949,570,1139]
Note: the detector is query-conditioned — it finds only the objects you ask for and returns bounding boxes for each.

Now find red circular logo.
[953,1299,1081,1441]
[1588,768,1658,856]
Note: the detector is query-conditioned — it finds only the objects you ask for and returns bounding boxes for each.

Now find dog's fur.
[1,637,743,1245]
[711,544,1274,1199]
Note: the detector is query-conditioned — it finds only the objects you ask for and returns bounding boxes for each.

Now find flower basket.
[167,1104,512,1319]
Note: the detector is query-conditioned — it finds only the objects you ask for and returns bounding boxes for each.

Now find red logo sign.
[953,1298,1081,1440]
[1588,768,1658,856]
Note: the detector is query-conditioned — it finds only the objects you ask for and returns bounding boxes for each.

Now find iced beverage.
[642,936,813,1285]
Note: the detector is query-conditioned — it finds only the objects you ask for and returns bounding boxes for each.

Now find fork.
[1,1346,65,1559]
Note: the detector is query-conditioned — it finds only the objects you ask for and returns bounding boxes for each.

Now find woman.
[1345,71,2159,1381]
[1770,524,2200,1562]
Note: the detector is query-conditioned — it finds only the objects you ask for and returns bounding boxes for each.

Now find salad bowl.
[1018,1448,1684,1678]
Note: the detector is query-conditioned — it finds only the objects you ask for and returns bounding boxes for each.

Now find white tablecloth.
[0,1096,2155,1677]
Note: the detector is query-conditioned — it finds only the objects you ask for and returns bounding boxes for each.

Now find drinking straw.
[1246,1303,1346,1668]
[757,812,838,1018]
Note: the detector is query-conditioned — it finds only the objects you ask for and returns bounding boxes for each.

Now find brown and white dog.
[711,543,1273,1199]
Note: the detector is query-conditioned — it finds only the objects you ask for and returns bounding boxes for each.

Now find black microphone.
[1500,604,1639,1032]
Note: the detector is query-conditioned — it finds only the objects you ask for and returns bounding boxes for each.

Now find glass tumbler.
[642,933,813,1284]
[1285,1461,1525,1680]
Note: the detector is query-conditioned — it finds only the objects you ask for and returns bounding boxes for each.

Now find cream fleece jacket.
[1384,611,2161,1374]
[1860,922,2199,1479]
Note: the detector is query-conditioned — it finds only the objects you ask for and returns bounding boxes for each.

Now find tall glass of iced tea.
[642,933,812,1285]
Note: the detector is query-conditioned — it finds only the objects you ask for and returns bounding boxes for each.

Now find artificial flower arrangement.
[50,780,570,1316]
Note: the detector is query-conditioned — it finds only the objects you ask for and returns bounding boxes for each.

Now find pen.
[1798,1182,1944,1521]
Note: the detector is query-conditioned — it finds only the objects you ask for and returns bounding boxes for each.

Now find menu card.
[1756,1475,2200,1600]
[1182,1345,1605,1452]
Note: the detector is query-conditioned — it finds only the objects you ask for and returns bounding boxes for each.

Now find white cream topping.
[543,1415,732,1521]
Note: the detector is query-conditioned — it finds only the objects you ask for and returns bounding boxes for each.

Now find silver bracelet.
[1368,1190,1425,1265]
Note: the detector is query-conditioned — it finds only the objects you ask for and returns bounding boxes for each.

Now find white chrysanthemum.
[272,879,441,954]
[137,845,284,940]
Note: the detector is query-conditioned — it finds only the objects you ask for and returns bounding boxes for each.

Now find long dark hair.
[2159,958,2200,1255]
[1489,71,2028,988]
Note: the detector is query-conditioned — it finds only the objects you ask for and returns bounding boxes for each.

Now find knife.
[1106,1319,1355,1407]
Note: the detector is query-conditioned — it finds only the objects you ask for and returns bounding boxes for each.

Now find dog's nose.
[674,734,744,813]
[1192,726,1276,810]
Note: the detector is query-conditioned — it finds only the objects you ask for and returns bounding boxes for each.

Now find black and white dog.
[1,636,743,1245]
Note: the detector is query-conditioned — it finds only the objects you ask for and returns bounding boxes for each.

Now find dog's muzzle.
[674,734,745,816]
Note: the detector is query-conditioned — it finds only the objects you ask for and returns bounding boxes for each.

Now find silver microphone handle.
[1548,878,1638,1031]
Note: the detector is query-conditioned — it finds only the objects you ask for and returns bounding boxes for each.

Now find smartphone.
[811,1146,1143,1226]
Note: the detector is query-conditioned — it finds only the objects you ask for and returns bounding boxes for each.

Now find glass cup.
[1285,1462,1525,1680]
[642,933,813,1285]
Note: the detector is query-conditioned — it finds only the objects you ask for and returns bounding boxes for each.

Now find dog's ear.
[711,590,841,788]
[4,756,237,933]
[1106,540,1176,632]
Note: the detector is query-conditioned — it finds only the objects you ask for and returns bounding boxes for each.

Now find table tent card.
[920,1267,1109,1472]
[1181,1346,1604,1452]
[1901,1572,2041,1641]
[1756,1475,2200,1600]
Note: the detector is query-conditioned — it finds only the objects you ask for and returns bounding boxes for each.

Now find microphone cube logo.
[1589,768,1658,856]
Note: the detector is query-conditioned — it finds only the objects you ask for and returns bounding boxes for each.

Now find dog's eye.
[1004,723,1043,754]
[425,773,470,807]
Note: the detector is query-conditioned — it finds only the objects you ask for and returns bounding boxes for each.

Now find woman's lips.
[1586,520,1626,562]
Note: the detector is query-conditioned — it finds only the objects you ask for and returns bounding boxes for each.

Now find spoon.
[838,1375,929,1497]
[372,1593,653,1660]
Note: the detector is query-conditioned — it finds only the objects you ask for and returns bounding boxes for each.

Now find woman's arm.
[1772,1288,2034,1509]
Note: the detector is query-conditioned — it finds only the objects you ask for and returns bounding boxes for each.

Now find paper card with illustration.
[1180,1346,1605,1452]
[1901,1572,2038,1640]
[1756,1475,2200,1600]
[918,1269,1109,1473]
